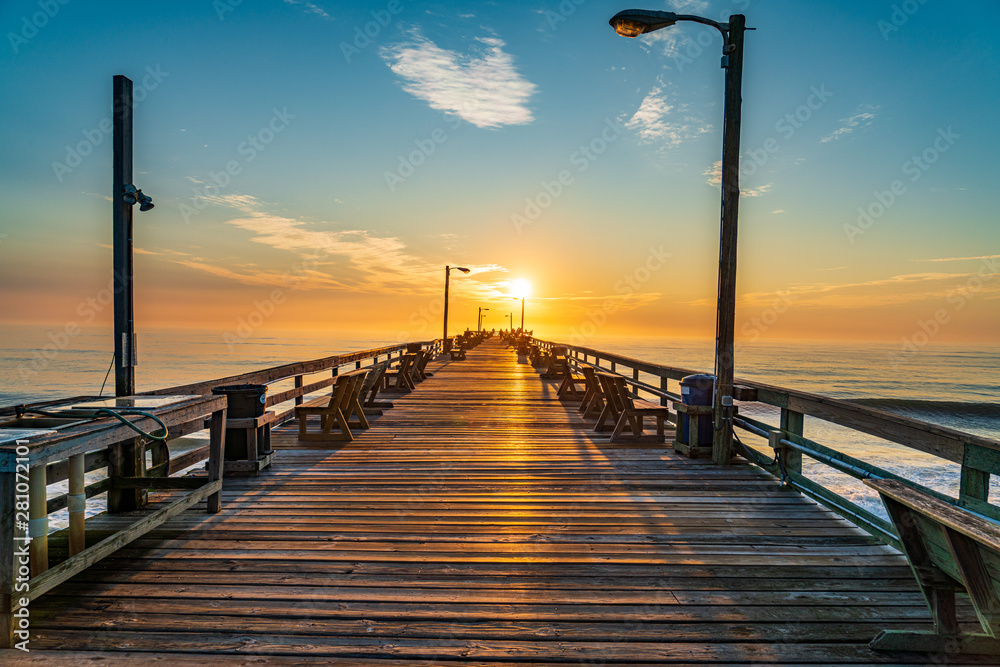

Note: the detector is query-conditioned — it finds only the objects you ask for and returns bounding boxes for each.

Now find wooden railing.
[0,339,444,647]
[143,339,443,424]
[531,337,1000,549]
[0,396,227,648]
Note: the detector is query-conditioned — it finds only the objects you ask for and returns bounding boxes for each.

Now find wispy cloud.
[704,161,773,197]
[821,104,878,143]
[171,194,510,296]
[669,0,711,11]
[688,271,1000,309]
[283,0,331,20]
[915,254,1000,263]
[626,85,712,148]
[96,243,159,255]
[381,29,536,129]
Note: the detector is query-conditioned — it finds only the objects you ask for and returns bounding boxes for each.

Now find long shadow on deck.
[8,338,991,665]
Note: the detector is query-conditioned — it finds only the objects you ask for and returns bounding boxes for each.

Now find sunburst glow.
[511,279,532,299]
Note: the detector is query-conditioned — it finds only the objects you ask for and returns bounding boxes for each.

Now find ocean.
[2,325,999,529]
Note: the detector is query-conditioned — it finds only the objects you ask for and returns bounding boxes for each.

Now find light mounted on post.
[608,8,748,464]
[609,9,678,37]
[609,9,731,54]
[122,184,154,211]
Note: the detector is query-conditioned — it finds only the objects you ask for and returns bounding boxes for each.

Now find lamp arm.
[675,14,731,46]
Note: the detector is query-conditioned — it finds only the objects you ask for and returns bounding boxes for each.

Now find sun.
[511,278,532,299]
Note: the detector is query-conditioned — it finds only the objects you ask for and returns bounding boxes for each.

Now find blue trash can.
[680,374,715,446]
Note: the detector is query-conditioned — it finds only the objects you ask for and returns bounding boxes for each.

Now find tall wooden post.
[109,75,143,511]
[113,75,135,398]
[712,15,745,465]
[520,297,525,331]
[443,266,451,348]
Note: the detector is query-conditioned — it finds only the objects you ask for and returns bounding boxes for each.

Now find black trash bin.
[212,384,267,460]
[680,374,714,447]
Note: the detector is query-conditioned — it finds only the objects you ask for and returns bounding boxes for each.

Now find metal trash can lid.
[679,374,715,388]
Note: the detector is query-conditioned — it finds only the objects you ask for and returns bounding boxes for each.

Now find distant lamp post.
[478,307,490,332]
[609,8,747,464]
[443,265,470,352]
[511,279,531,331]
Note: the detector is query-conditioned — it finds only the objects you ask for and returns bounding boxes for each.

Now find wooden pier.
[4,339,997,664]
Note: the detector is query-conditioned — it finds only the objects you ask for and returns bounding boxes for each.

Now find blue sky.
[1,0,998,344]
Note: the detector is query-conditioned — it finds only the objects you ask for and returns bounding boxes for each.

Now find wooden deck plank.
[6,339,992,664]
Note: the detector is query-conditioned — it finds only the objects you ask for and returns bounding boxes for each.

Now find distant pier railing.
[531,337,1000,549]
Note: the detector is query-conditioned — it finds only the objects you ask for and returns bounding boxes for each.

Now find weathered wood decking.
[6,339,991,664]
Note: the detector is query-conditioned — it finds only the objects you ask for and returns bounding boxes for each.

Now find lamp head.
[136,189,154,212]
[456,267,470,273]
[609,9,678,37]
[122,184,154,211]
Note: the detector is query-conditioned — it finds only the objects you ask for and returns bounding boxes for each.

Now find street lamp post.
[610,9,747,464]
[443,265,470,352]
[478,307,490,332]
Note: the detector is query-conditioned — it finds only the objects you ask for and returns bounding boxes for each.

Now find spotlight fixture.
[122,184,154,211]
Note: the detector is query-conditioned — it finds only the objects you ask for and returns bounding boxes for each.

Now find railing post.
[660,376,670,407]
[779,408,804,475]
[28,464,47,576]
[959,444,991,509]
[294,376,303,406]
[632,368,640,398]
[68,454,86,556]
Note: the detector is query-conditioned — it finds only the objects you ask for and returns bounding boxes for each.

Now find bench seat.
[865,477,1000,655]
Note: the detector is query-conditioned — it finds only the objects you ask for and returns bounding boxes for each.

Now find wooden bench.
[384,354,415,392]
[596,372,670,442]
[577,366,605,418]
[864,478,1000,655]
[295,368,368,442]
[553,356,587,400]
[359,362,391,415]
[449,338,467,360]
[410,349,430,383]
